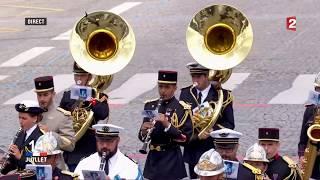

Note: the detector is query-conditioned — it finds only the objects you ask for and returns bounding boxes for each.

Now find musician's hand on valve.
[141,122,153,136]
[155,114,170,128]
[9,144,22,160]
[198,129,212,140]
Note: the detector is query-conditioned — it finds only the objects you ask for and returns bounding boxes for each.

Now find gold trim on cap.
[34,87,54,93]
[258,138,280,142]
[158,80,177,84]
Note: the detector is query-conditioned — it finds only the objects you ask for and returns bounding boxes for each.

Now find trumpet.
[0,128,22,174]
[139,98,163,154]
[99,151,107,172]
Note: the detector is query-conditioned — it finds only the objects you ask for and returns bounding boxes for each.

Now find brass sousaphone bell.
[186,4,253,138]
[68,11,135,141]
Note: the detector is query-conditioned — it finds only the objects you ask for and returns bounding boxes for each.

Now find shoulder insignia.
[180,85,192,90]
[56,107,71,116]
[144,98,159,104]
[243,162,262,175]
[179,101,191,109]
[61,170,79,178]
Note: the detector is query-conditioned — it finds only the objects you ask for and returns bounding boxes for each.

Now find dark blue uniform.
[1,126,44,174]
[60,90,109,171]
[266,154,301,180]
[298,104,320,179]
[237,163,263,180]
[138,97,193,180]
[179,84,234,178]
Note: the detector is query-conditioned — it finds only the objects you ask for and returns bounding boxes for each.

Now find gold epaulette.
[56,107,71,116]
[179,101,191,109]
[61,170,79,178]
[243,162,262,175]
[144,98,159,104]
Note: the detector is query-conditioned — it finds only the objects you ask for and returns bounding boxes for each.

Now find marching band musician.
[33,133,78,180]
[1,100,45,175]
[179,62,235,179]
[75,124,142,180]
[194,149,225,180]
[210,128,242,162]
[258,128,302,180]
[60,62,109,171]
[33,76,75,153]
[298,72,320,179]
[239,143,270,180]
[138,70,193,180]
[210,128,263,180]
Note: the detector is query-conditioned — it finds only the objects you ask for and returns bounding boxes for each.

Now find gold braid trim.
[243,162,262,175]
[282,156,302,180]
[171,101,192,128]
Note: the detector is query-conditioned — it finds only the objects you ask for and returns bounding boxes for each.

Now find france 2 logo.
[286,16,296,31]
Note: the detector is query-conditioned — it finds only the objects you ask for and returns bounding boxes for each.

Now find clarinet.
[0,128,22,173]
[99,151,107,172]
[139,98,163,154]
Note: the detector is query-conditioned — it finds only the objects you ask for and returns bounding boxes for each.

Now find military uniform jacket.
[1,126,43,174]
[138,96,193,180]
[266,154,301,180]
[237,163,262,180]
[298,104,320,179]
[179,84,235,165]
[41,103,75,152]
[59,90,109,165]
[74,151,141,180]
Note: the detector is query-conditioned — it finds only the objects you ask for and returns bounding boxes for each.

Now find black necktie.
[197,92,202,104]
[104,162,109,175]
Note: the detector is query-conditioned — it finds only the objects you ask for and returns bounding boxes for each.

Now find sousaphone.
[186,4,253,138]
[69,11,135,141]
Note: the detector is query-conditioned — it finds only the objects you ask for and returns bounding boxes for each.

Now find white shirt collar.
[25,124,37,140]
[108,149,120,168]
[196,84,211,104]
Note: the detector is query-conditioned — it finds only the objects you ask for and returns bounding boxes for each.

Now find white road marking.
[223,73,250,91]
[268,74,315,104]
[0,47,54,67]
[3,74,74,105]
[108,73,157,104]
[108,2,142,14]
[51,30,71,40]
[3,73,157,105]
[0,75,9,81]
[51,2,142,40]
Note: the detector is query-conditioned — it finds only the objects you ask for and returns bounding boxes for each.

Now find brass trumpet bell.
[70,11,135,75]
[186,4,253,70]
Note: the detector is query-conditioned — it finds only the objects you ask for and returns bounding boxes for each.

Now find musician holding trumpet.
[138,70,193,180]
[0,100,45,175]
